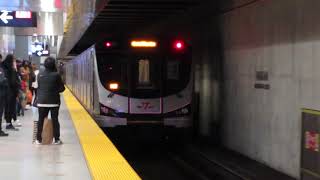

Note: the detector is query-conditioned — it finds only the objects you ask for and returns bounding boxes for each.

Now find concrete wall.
[220,0,320,178]
[192,18,223,138]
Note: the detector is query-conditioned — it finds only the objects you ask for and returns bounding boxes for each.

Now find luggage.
[41,118,53,145]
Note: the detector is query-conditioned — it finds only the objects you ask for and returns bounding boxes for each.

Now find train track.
[168,145,250,180]
[104,127,250,180]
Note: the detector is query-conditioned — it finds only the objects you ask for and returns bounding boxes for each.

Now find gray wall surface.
[220,0,320,178]
[192,19,223,137]
[14,36,29,60]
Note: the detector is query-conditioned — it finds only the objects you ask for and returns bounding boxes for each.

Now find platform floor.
[0,97,91,180]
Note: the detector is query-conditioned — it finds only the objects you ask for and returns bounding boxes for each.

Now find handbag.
[41,117,53,145]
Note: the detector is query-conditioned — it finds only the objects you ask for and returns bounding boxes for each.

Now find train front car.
[94,38,193,129]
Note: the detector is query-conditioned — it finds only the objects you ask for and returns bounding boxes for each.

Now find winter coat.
[0,65,8,98]
[37,70,65,106]
[0,63,19,97]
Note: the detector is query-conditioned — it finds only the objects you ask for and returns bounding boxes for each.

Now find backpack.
[0,66,8,87]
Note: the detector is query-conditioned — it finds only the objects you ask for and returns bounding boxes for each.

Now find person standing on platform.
[2,54,20,130]
[35,57,65,145]
[0,54,9,136]
[31,64,39,105]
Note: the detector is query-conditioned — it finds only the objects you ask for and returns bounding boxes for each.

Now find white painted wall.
[0,27,15,57]
[220,0,320,178]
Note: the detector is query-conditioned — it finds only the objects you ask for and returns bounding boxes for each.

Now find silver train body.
[65,42,193,128]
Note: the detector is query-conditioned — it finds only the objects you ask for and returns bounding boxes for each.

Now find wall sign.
[305,131,319,152]
[254,71,270,90]
[0,10,37,27]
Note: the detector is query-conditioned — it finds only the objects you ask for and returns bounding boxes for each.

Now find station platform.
[0,88,140,180]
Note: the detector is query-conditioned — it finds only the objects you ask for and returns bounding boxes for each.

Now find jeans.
[17,93,25,116]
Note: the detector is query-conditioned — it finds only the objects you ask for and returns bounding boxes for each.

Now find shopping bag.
[26,90,32,104]
[41,118,53,145]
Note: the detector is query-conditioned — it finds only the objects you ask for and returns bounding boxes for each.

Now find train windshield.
[164,54,191,96]
[96,54,128,96]
[96,52,191,97]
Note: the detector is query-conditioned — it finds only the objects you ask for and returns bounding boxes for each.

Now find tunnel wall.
[191,17,223,138]
[220,0,320,178]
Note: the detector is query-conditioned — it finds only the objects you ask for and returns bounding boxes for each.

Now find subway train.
[65,38,193,128]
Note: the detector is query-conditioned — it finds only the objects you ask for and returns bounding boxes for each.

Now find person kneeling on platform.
[35,57,65,145]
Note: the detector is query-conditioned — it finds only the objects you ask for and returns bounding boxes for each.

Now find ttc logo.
[137,102,154,110]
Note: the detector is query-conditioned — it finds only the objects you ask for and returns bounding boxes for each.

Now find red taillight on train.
[105,42,112,48]
[173,40,184,50]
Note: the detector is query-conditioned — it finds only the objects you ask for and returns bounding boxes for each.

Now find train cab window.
[132,56,161,98]
[134,58,160,90]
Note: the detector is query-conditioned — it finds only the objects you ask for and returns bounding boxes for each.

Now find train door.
[129,54,162,114]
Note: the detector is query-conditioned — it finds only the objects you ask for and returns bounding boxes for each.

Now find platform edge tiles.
[63,88,141,180]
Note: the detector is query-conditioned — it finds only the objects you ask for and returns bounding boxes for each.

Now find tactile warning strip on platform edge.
[63,88,141,180]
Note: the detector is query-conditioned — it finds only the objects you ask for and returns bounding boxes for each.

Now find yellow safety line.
[302,108,320,116]
[63,88,141,180]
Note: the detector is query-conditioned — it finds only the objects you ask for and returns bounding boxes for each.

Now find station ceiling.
[69,0,212,55]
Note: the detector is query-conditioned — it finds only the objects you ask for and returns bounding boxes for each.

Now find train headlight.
[109,83,119,90]
[175,108,189,115]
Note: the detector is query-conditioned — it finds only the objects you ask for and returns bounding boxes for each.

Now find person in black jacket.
[35,57,65,145]
[2,54,20,131]
[0,54,9,136]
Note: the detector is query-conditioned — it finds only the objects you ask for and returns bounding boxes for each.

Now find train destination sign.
[0,10,37,27]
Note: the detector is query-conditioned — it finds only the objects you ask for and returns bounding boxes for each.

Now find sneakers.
[34,140,41,145]
[0,130,8,136]
[6,124,19,131]
[53,139,63,145]
[12,120,22,127]
[25,105,31,110]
